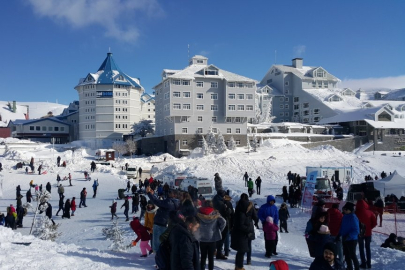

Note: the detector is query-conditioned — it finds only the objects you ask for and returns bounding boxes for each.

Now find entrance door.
[334,170,339,182]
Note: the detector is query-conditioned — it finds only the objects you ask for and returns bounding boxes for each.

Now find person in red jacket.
[355,199,377,269]
[263,216,279,259]
[130,217,152,257]
[71,197,76,216]
[327,203,343,265]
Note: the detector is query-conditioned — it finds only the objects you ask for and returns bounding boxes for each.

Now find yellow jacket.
[144,206,158,232]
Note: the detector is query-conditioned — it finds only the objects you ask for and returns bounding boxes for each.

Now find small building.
[8,118,71,143]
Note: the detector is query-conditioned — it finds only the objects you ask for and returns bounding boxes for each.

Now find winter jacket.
[58,186,64,194]
[327,208,343,236]
[80,189,87,199]
[355,199,377,237]
[121,200,129,210]
[63,201,71,218]
[263,222,279,240]
[170,221,200,270]
[71,199,76,211]
[144,206,158,231]
[196,207,226,242]
[58,198,64,209]
[247,180,254,189]
[309,256,344,270]
[214,175,223,191]
[231,200,257,252]
[133,194,139,205]
[224,199,235,231]
[255,177,262,186]
[212,194,231,230]
[339,212,359,241]
[147,193,178,227]
[258,195,279,225]
[278,207,290,221]
[110,202,117,213]
[305,218,332,258]
[46,183,51,192]
[130,218,151,242]
[45,203,52,219]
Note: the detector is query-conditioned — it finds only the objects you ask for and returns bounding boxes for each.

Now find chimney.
[13,101,16,113]
[292,58,303,69]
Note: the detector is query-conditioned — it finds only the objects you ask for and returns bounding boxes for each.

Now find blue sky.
[1,0,404,105]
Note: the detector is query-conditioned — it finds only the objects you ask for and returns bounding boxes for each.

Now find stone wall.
[300,136,369,152]
[371,134,405,151]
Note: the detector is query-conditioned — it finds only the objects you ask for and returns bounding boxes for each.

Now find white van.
[179,177,215,199]
[162,173,187,189]
[126,166,137,179]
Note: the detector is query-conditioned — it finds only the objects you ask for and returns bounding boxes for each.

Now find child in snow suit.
[110,200,118,220]
[278,203,290,233]
[263,216,279,258]
[130,217,152,257]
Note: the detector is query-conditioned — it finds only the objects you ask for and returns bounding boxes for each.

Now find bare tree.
[112,142,127,159]
[126,139,137,158]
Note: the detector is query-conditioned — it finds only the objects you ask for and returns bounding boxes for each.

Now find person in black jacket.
[132,193,139,214]
[255,177,262,195]
[231,193,259,269]
[147,186,178,253]
[223,194,234,257]
[45,202,55,225]
[212,190,229,260]
[62,199,71,219]
[309,242,344,270]
[56,196,65,216]
[278,202,290,233]
[121,196,130,221]
[16,185,21,199]
[46,182,52,193]
[170,215,200,270]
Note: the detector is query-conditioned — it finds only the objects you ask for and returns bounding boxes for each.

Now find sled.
[42,171,48,175]
[12,242,32,246]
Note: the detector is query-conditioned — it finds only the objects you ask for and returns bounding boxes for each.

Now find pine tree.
[33,215,61,241]
[228,136,237,151]
[216,131,227,154]
[201,136,210,156]
[102,220,129,251]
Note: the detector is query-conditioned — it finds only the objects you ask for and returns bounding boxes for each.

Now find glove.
[131,240,137,246]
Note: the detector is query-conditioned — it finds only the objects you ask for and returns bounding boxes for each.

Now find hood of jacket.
[197,209,220,223]
[267,195,275,203]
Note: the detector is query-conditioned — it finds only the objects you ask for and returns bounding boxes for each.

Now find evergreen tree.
[216,131,227,153]
[228,136,237,151]
[102,220,129,251]
[33,215,61,241]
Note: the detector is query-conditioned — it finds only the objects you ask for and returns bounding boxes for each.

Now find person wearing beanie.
[263,216,279,258]
[305,211,331,258]
[339,202,360,270]
[258,195,279,256]
[327,204,343,264]
[309,242,344,270]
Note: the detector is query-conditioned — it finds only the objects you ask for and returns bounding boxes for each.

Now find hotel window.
[314,117,320,122]
[228,105,236,111]
[173,103,181,110]
[183,92,191,98]
[227,128,231,134]
[211,82,218,88]
[280,105,284,109]
[285,81,289,86]
[212,128,218,133]
[280,112,284,116]
[235,117,241,123]
[181,116,188,122]
[54,127,59,131]
[246,94,253,100]
[42,126,46,131]
[196,105,204,110]
[60,127,65,131]
[318,81,323,88]
[312,81,316,87]
[316,70,324,77]
[205,70,218,75]
[182,140,188,146]
[236,128,241,134]
[172,79,181,85]
[182,128,188,134]
[246,105,253,111]
[212,117,217,122]
[236,140,241,145]
[226,117,232,123]
[173,92,180,97]
[303,110,309,116]
[182,80,190,86]
[48,127,53,131]
[324,81,328,88]
[196,93,204,99]
[285,112,289,116]
[197,128,203,134]
[237,82,244,88]
[196,81,204,87]
[285,97,289,102]
[228,94,235,99]
[211,93,218,100]
[237,94,244,100]
[303,103,309,108]
[197,116,203,122]
[313,109,320,115]
[211,105,218,111]
[183,104,191,110]
[246,83,253,88]
[228,82,235,87]
[285,104,289,109]
[237,105,244,111]
[280,97,284,102]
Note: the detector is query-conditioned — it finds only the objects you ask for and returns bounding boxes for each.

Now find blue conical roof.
[78,53,142,89]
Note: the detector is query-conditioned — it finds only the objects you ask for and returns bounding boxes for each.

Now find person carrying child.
[278,203,290,233]
[263,216,279,259]
[130,217,152,257]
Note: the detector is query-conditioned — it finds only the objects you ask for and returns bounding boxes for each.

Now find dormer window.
[316,70,325,77]
[197,60,204,64]
[86,75,93,82]
[205,69,218,76]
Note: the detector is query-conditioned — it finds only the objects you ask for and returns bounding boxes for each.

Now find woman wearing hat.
[339,202,360,270]
[305,211,331,258]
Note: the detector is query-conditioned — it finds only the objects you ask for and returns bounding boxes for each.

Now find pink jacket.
[263,222,279,240]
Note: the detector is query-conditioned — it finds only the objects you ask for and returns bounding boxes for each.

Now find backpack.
[359,221,366,238]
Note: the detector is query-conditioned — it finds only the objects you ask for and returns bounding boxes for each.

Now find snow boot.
[140,254,147,258]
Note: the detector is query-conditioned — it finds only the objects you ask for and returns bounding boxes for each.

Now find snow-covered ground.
[0,138,405,269]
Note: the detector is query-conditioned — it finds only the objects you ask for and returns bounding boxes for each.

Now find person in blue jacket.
[338,202,360,270]
[258,195,279,256]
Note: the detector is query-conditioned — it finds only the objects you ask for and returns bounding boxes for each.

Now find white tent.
[374,170,405,199]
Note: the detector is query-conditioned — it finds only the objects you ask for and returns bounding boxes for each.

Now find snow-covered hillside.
[0,101,67,127]
[0,139,404,269]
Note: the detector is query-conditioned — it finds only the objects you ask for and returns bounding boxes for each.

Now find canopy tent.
[374,171,405,199]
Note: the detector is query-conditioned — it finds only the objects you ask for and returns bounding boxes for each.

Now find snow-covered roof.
[379,88,405,100]
[76,53,143,89]
[8,117,71,126]
[272,65,340,81]
[256,84,284,96]
[140,93,155,103]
